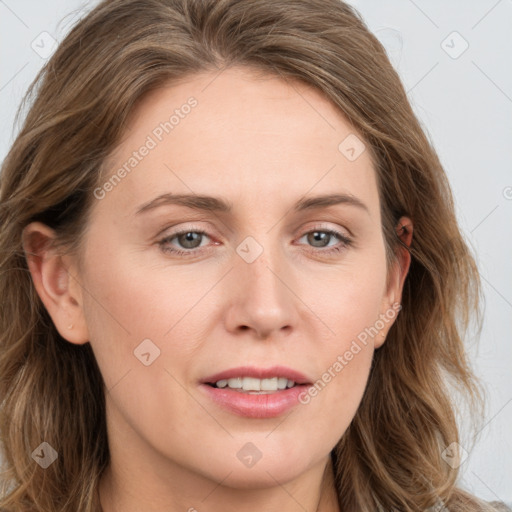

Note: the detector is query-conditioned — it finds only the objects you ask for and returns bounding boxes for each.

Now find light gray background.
[1,0,511,505]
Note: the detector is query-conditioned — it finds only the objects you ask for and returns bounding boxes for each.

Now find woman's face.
[31,66,410,492]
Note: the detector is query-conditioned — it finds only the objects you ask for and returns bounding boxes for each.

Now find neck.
[317,454,341,512]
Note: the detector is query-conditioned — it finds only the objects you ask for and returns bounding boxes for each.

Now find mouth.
[199,366,313,418]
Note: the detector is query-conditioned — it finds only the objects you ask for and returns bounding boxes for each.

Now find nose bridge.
[228,232,298,337]
[237,232,289,303]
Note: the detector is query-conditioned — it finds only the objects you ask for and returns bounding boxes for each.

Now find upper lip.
[201,365,312,385]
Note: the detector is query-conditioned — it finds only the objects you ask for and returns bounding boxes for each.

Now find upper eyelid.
[159,220,351,237]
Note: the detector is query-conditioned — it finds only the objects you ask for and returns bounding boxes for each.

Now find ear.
[21,222,89,345]
[375,216,413,348]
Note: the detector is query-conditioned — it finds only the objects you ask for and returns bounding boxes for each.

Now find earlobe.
[21,222,89,345]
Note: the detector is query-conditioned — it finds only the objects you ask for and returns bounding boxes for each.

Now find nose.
[224,243,299,340]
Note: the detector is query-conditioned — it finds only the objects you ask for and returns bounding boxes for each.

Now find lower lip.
[199,384,311,419]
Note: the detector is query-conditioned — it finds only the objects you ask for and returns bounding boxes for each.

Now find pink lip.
[199,365,313,419]
[200,365,311,385]
[199,383,311,419]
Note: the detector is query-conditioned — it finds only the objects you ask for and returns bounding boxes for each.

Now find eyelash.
[157,225,353,258]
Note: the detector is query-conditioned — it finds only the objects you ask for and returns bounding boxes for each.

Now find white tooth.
[227,377,242,389]
[216,376,295,391]
[260,377,278,391]
[277,377,288,390]
[242,377,261,391]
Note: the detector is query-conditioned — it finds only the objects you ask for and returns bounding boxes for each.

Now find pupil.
[309,231,329,247]
[180,232,201,248]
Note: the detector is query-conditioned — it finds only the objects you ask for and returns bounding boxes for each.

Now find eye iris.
[178,232,202,249]
[308,231,331,248]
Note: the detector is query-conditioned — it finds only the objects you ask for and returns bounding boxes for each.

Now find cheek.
[301,328,375,423]
[294,257,387,431]
[288,335,374,473]
[80,243,213,388]
[302,256,388,345]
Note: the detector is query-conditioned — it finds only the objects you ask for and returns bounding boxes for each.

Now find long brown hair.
[0,0,506,510]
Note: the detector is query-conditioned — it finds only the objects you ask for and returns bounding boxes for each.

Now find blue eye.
[158,227,353,257]
[296,229,352,253]
[158,228,212,257]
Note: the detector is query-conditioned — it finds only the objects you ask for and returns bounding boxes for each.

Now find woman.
[0,0,508,510]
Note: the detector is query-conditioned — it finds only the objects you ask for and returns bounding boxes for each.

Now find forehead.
[95,66,380,221]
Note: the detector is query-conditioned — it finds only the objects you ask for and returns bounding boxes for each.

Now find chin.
[190,445,319,489]
[204,464,304,490]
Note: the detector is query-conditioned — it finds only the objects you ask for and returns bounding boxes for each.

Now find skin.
[22,66,412,512]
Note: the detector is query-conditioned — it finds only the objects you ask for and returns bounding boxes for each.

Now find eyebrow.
[135,192,370,216]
